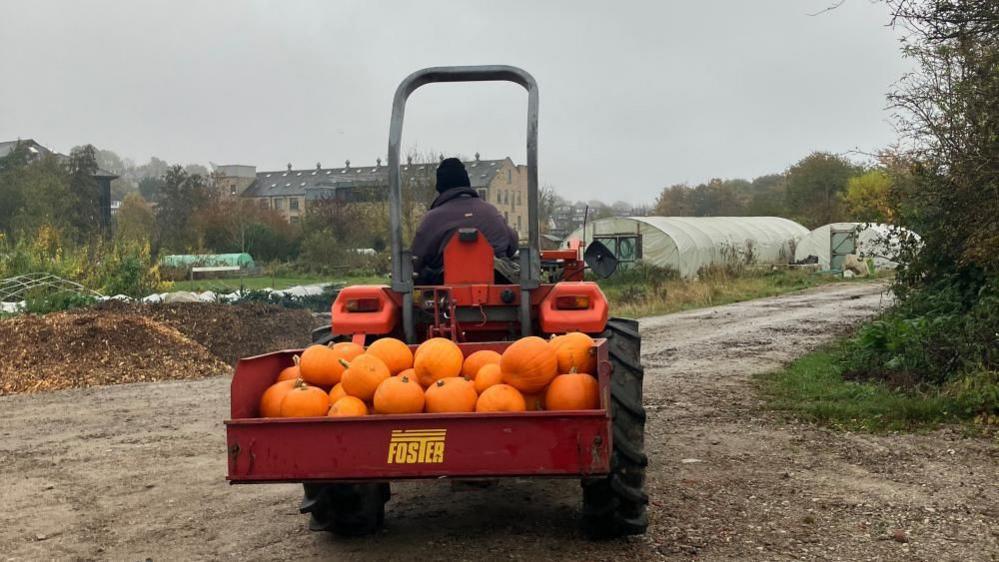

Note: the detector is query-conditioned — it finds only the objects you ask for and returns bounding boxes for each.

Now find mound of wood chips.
[0,311,231,395]
[89,301,317,365]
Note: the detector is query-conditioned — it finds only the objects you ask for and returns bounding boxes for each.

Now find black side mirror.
[584,240,618,279]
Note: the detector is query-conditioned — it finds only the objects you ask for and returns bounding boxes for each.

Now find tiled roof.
[242,158,509,198]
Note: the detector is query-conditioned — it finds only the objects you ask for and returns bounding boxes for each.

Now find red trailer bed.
[225,340,612,483]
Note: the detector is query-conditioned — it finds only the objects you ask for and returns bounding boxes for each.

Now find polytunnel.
[565,216,808,278]
[793,222,920,271]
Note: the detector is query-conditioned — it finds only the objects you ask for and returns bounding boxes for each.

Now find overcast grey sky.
[0,0,908,204]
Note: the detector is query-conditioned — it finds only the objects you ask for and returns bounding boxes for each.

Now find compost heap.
[0,302,316,395]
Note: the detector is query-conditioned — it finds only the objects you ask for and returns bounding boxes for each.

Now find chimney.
[439,154,444,162]
[475,152,480,161]
[407,156,413,165]
[316,162,321,170]
[376,157,382,167]
[345,159,351,169]
[287,163,292,171]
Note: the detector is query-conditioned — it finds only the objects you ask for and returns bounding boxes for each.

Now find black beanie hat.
[436,157,471,193]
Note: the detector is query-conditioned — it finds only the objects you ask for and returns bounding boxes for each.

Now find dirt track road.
[2,282,996,561]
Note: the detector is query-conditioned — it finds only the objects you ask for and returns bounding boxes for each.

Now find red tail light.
[554,295,590,310]
[345,297,381,312]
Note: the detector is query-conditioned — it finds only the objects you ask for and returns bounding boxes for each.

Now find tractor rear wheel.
[301,330,390,536]
[300,482,391,536]
[581,317,649,538]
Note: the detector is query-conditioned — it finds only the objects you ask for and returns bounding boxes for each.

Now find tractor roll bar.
[387,65,540,341]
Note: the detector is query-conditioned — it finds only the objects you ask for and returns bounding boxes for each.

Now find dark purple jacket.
[412,187,519,273]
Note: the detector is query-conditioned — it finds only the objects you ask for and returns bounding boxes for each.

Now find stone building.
[220,154,529,238]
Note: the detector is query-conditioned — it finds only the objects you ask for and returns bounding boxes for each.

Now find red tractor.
[225,66,647,539]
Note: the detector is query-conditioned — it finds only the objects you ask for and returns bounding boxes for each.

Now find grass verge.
[755,346,996,432]
[600,268,882,318]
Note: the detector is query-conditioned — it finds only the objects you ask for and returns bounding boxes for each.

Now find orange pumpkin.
[328,395,368,417]
[424,377,478,413]
[278,379,331,417]
[473,363,504,394]
[276,355,301,382]
[461,349,502,380]
[366,337,414,375]
[340,354,391,401]
[500,336,558,394]
[259,379,296,417]
[373,374,426,414]
[545,373,599,410]
[328,382,347,403]
[299,342,363,387]
[475,384,526,412]
[550,332,597,374]
[523,391,546,411]
[414,338,463,387]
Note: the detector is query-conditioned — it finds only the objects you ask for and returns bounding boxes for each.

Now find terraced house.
[215,154,529,237]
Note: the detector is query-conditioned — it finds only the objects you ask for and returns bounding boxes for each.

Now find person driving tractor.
[411,157,519,283]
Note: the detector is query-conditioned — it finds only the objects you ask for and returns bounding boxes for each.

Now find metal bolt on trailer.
[225,65,648,538]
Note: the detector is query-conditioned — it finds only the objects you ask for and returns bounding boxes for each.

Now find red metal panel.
[443,230,494,285]
[226,411,609,482]
[226,340,613,482]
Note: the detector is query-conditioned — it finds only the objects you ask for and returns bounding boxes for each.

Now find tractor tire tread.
[581,317,648,539]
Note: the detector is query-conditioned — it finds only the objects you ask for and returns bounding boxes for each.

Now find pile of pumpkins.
[258,333,599,418]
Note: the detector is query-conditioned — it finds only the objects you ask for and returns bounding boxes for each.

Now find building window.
[517,191,522,206]
[477,188,487,199]
[289,197,300,211]
[517,215,522,231]
[504,211,509,221]
[258,198,269,209]
[507,170,512,184]
[274,197,285,210]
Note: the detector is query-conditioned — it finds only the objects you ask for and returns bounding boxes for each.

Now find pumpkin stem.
[338,358,351,369]
[400,375,410,383]
[569,366,577,374]
[293,378,307,389]
[292,354,300,366]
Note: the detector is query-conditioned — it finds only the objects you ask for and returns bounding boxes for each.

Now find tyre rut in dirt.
[300,483,391,536]
[582,316,649,538]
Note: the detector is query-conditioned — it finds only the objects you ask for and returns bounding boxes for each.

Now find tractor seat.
[415,228,520,285]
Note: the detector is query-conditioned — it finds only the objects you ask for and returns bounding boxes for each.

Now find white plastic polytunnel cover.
[793,222,920,270]
[565,216,808,278]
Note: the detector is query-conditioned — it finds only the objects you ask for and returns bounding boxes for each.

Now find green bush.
[839,276,998,420]
[23,291,97,314]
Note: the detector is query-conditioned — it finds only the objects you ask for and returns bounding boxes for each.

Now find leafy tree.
[886,0,998,280]
[842,169,894,222]
[746,174,788,216]
[539,184,559,233]
[654,184,695,215]
[115,193,156,243]
[156,165,213,251]
[66,145,102,240]
[784,152,861,228]
[138,176,166,202]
